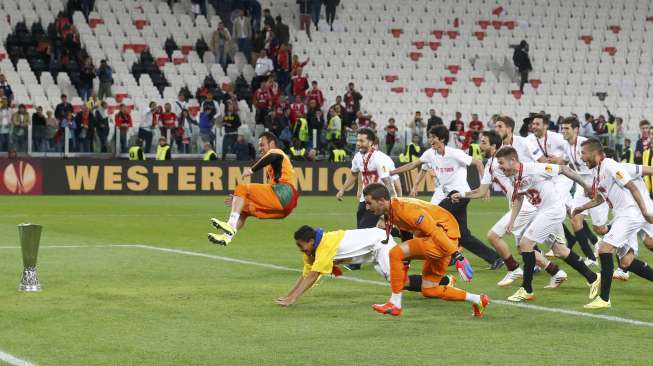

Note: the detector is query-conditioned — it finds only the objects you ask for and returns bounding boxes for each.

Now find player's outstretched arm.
[625,181,653,223]
[336,171,358,200]
[559,165,591,193]
[571,194,604,217]
[506,195,524,233]
[409,169,428,197]
[275,271,321,306]
[382,176,397,198]
[641,165,653,176]
[452,183,490,202]
[471,158,484,179]
[390,160,422,175]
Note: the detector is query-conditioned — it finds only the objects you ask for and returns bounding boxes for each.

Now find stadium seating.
[2,0,653,146]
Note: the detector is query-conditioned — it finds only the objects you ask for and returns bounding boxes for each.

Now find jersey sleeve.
[375,156,391,179]
[302,254,314,277]
[453,148,474,166]
[351,155,360,173]
[605,161,633,188]
[525,162,560,177]
[480,163,492,185]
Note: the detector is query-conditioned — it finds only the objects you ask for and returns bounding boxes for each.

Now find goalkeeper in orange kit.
[363,183,489,317]
[208,132,299,246]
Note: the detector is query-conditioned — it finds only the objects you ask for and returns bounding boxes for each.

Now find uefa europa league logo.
[3,161,37,194]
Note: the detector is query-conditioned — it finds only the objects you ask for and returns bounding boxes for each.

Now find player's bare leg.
[209,195,245,245]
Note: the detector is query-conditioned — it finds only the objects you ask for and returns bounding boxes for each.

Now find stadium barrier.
[0,158,480,196]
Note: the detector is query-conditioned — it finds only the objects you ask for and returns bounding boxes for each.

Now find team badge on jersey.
[416,215,424,225]
[545,165,553,173]
[616,171,624,180]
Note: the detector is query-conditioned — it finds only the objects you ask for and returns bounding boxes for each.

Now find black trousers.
[325,5,336,26]
[519,69,529,92]
[438,195,500,265]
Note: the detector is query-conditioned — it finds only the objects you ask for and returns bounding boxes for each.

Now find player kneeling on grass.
[275,226,396,306]
[363,183,489,318]
[209,132,299,246]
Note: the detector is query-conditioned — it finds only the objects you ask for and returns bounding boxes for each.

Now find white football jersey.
[526,131,567,160]
[419,146,472,194]
[481,155,536,211]
[510,162,561,210]
[351,149,392,202]
[565,135,594,184]
[594,158,639,215]
[505,134,543,163]
[620,163,653,210]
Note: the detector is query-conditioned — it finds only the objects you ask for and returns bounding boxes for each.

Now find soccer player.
[451,131,568,288]
[208,132,299,246]
[560,117,608,265]
[391,126,502,268]
[276,226,396,306]
[571,139,653,308]
[363,183,490,317]
[336,128,396,228]
[526,114,579,256]
[495,147,601,302]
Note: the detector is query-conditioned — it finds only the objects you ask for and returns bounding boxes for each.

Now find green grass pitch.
[1,196,652,365]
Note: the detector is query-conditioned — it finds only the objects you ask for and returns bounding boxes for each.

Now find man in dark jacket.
[274,16,290,46]
[426,108,443,131]
[512,40,532,93]
[324,0,339,31]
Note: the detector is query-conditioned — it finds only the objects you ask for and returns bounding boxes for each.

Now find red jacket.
[114,112,132,129]
[277,49,290,71]
[307,88,324,107]
[291,76,308,97]
[289,102,305,126]
[159,112,177,128]
[254,88,271,109]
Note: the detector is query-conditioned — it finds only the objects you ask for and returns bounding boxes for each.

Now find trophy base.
[18,267,41,292]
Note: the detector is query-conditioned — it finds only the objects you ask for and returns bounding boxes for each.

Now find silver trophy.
[18,223,43,292]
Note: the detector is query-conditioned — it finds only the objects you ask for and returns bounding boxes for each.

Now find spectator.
[293,113,309,148]
[11,104,29,152]
[60,110,77,152]
[384,117,398,154]
[0,98,11,151]
[173,94,188,118]
[311,0,322,30]
[614,117,625,156]
[79,57,95,101]
[274,16,290,46]
[343,82,362,126]
[469,113,484,132]
[93,101,110,152]
[45,110,59,151]
[344,121,358,151]
[399,134,423,162]
[325,0,338,31]
[85,91,100,110]
[128,138,145,160]
[114,104,132,153]
[233,134,255,160]
[176,109,196,154]
[253,79,272,127]
[96,60,113,100]
[198,106,216,145]
[329,140,347,162]
[326,105,342,147]
[289,96,306,127]
[291,67,309,100]
[0,74,13,104]
[486,114,498,131]
[511,40,532,93]
[291,54,310,74]
[159,103,177,142]
[211,22,232,71]
[621,138,634,163]
[426,109,443,131]
[74,105,94,152]
[233,10,253,63]
[307,100,324,150]
[263,9,275,30]
[635,119,651,164]
[276,43,292,91]
[449,111,464,133]
[249,0,262,31]
[289,138,306,160]
[156,136,171,160]
[254,49,275,87]
[140,101,159,152]
[297,0,313,41]
[222,103,241,158]
[327,95,344,121]
[307,80,324,108]
[580,113,594,137]
[200,92,222,122]
[593,115,607,135]
[411,111,425,143]
[356,111,370,128]
[54,94,73,122]
[203,143,217,160]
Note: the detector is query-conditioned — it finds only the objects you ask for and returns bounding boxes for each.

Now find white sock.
[390,292,402,308]
[465,293,481,305]
[227,213,240,230]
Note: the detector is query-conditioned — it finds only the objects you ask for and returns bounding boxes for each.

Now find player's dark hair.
[357,127,376,143]
[496,115,515,131]
[482,131,502,150]
[531,113,548,123]
[640,120,650,127]
[560,116,579,129]
[495,146,518,160]
[428,125,449,144]
[603,147,616,159]
[581,138,604,153]
[362,182,390,200]
[294,225,316,241]
[259,131,279,147]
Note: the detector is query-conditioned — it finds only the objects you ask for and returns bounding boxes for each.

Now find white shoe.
[497,267,524,287]
[613,268,630,281]
[584,258,598,268]
[544,269,568,288]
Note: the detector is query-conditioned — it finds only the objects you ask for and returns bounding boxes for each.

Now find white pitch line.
[0,351,37,366]
[1,244,652,328]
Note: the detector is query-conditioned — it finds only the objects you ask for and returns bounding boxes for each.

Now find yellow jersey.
[302,230,346,277]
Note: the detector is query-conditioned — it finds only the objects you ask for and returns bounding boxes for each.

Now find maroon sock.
[504,255,519,271]
[545,262,560,276]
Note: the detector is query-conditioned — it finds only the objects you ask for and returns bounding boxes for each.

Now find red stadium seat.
[390,86,404,94]
[478,20,490,29]
[408,52,422,61]
[472,77,485,87]
[511,90,523,99]
[447,31,459,39]
[428,41,440,50]
[412,41,425,49]
[447,65,460,74]
[390,28,403,38]
[432,30,444,39]
[384,75,398,83]
[580,35,593,44]
[473,32,486,41]
[609,25,621,34]
[529,79,542,88]
[444,76,456,85]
